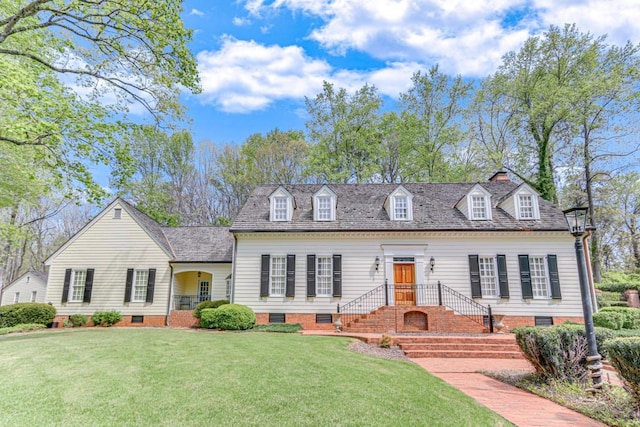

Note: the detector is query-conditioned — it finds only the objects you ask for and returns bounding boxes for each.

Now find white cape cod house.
[43,172,589,332]
[230,172,586,332]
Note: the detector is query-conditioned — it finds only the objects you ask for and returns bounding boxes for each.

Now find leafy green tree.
[242,129,309,184]
[399,66,473,182]
[306,81,383,183]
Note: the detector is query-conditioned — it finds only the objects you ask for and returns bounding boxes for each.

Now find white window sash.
[316,256,332,296]
[270,257,286,296]
[132,270,148,302]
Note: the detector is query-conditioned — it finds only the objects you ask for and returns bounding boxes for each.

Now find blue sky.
[174,0,640,146]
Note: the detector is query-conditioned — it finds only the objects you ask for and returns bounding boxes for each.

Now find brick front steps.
[394,335,525,359]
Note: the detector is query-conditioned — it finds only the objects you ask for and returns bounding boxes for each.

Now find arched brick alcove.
[404,311,428,331]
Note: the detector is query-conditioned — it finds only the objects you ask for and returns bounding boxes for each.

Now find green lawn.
[0,329,511,426]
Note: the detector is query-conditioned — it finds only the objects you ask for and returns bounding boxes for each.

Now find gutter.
[231,234,238,303]
[166,264,174,326]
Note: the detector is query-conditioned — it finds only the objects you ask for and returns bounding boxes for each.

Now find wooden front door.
[394,263,415,305]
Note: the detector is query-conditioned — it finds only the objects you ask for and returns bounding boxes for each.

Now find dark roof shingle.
[162,227,233,262]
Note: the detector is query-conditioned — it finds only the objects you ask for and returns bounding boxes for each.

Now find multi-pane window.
[479,257,498,297]
[13,292,19,304]
[226,276,232,299]
[317,196,332,220]
[133,269,148,302]
[530,257,549,298]
[199,280,210,301]
[394,196,408,220]
[316,256,332,296]
[71,270,86,302]
[518,194,534,219]
[270,257,286,296]
[471,195,487,219]
[274,197,288,221]
[31,291,37,302]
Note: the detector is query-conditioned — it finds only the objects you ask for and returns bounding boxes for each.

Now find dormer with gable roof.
[269,186,295,222]
[313,185,337,221]
[384,185,414,221]
[499,183,540,220]
[456,184,492,221]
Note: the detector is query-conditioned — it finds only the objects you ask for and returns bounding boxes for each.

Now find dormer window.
[385,186,413,221]
[313,186,336,221]
[269,187,294,221]
[457,184,492,221]
[518,194,534,219]
[513,185,540,220]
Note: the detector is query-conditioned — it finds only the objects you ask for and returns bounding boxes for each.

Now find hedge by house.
[0,303,56,328]
[600,307,640,329]
[201,304,256,330]
[193,299,230,319]
[514,323,616,381]
[91,311,123,327]
[604,337,640,416]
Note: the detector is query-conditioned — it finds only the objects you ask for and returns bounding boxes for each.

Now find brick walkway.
[412,358,605,427]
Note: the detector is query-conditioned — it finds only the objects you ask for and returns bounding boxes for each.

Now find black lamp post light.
[563,207,603,392]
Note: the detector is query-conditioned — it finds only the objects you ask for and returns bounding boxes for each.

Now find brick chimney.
[488,171,510,182]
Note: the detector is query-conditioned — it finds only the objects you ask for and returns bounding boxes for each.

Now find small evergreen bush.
[199,308,217,329]
[604,337,640,416]
[514,323,616,381]
[593,310,625,330]
[69,314,88,327]
[193,299,229,319]
[0,303,56,328]
[600,307,640,329]
[91,311,123,326]
[596,282,640,293]
[208,304,255,330]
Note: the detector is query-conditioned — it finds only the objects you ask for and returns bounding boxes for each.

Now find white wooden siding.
[233,231,583,317]
[0,274,47,305]
[45,202,171,316]
[500,197,516,218]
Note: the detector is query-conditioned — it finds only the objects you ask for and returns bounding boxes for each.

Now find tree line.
[2,22,640,286]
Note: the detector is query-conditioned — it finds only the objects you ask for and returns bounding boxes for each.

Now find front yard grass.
[0,329,511,426]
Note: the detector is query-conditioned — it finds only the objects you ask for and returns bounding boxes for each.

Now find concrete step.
[405,349,525,359]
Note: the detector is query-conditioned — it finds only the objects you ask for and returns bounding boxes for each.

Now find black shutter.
[62,269,71,303]
[83,269,94,303]
[468,255,482,298]
[332,254,342,297]
[260,255,270,297]
[519,255,533,299]
[286,255,295,297]
[496,255,509,298]
[124,268,133,303]
[547,255,561,299]
[146,268,156,303]
[307,255,316,297]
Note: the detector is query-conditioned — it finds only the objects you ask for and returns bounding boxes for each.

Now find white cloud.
[242,0,640,76]
[190,8,205,17]
[233,17,251,26]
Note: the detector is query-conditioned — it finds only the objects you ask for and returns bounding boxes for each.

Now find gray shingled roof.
[29,271,48,283]
[230,182,569,232]
[162,227,233,262]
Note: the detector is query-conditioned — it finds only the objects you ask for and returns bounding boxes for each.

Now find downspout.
[231,234,238,303]
[583,229,598,313]
[166,264,174,326]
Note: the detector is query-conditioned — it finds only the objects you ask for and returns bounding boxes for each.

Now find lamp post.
[563,207,603,392]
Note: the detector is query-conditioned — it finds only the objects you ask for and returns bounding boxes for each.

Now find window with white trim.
[31,291,37,302]
[13,292,20,304]
[114,208,122,219]
[71,270,86,302]
[479,257,498,297]
[316,256,332,296]
[270,256,286,296]
[273,197,288,221]
[530,256,549,298]
[316,196,332,220]
[132,269,148,302]
[471,195,488,220]
[394,195,408,220]
[226,276,232,299]
[518,194,534,219]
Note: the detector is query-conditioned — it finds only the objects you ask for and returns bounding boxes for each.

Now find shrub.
[379,334,393,348]
[0,303,56,328]
[193,299,229,319]
[596,282,640,293]
[91,311,123,327]
[69,314,88,327]
[0,323,47,335]
[250,324,302,333]
[604,337,640,416]
[593,311,625,330]
[200,308,217,329]
[208,304,255,330]
[600,307,640,329]
[514,323,616,382]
